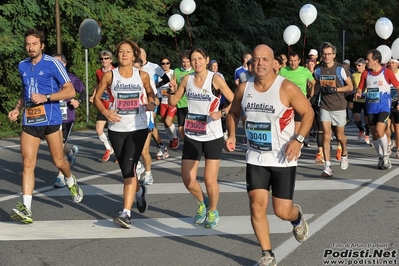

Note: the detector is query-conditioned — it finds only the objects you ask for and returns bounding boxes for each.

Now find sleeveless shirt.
[108,67,148,132]
[184,71,223,141]
[242,75,297,167]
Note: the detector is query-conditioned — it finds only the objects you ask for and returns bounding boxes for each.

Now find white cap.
[343,59,350,65]
[390,58,399,64]
[308,49,318,56]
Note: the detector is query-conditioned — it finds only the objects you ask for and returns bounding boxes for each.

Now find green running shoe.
[68,175,84,203]
[205,209,220,229]
[10,202,33,224]
[194,197,209,224]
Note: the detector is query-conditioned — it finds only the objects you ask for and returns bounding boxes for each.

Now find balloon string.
[185,15,193,48]
[302,26,308,66]
[174,32,179,53]
[288,46,292,54]
[385,39,391,45]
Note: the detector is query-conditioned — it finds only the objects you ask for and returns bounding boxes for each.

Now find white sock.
[99,133,111,150]
[22,195,32,211]
[145,171,151,176]
[379,134,388,156]
[373,140,381,157]
[122,209,131,216]
[170,124,177,138]
[165,126,174,140]
[65,175,75,187]
[136,185,143,196]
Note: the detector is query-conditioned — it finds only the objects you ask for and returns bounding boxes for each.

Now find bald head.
[253,44,274,58]
[252,44,275,78]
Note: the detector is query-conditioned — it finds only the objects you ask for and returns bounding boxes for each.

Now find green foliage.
[1,0,399,135]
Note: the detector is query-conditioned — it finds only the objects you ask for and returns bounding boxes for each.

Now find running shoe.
[364,135,371,145]
[205,209,220,229]
[136,161,144,180]
[340,153,349,170]
[321,165,333,177]
[10,202,33,224]
[168,138,179,149]
[388,142,392,156]
[67,145,79,165]
[315,152,325,164]
[336,147,342,161]
[143,172,153,185]
[223,131,228,141]
[68,175,84,203]
[102,148,114,162]
[303,139,310,148]
[377,157,384,169]
[113,211,131,229]
[383,156,392,170]
[194,198,209,224]
[136,184,148,213]
[258,251,277,266]
[156,144,169,160]
[357,131,364,141]
[292,204,309,243]
[54,175,66,188]
[396,151,399,159]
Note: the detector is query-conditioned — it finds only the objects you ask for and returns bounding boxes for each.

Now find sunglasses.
[356,64,362,67]
[161,62,170,65]
[100,57,110,61]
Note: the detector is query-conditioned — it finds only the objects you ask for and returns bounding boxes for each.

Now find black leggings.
[312,105,323,148]
[108,129,148,179]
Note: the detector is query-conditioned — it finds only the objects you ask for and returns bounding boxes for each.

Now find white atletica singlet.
[108,67,148,132]
[242,75,297,167]
[184,71,223,142]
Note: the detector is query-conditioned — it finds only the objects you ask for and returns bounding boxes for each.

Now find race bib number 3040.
[25,101,47,124]
[116,92,140,115]
[245,121,272,151]
[185,113,207,135]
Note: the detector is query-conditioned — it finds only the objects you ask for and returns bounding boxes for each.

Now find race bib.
[245,121,272,151]
[185,113,207,135]
[116,92,140,115]
[320,75,337,88]
[25,100,47,124]
[160,85,169,98]
[367,87,380,103]
[60,101,67,121]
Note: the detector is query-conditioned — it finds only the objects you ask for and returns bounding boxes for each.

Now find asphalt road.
[0,123,398,266]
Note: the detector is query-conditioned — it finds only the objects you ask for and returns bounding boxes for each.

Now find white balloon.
[376,44,392,64]
[283,25,301,46]
[375,17,393,40]
[168,14,185,31]
[180,0,196,15]
[391,38,399,59]
[299,4,317,27]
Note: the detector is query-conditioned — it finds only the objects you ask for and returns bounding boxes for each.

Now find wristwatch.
[295,134,305,143]
[221,109,227,118]
[46,94,51,102]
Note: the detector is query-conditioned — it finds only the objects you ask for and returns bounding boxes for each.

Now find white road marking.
[0,214,313,241]
[273,166,399,264]
[30,179,371,198]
